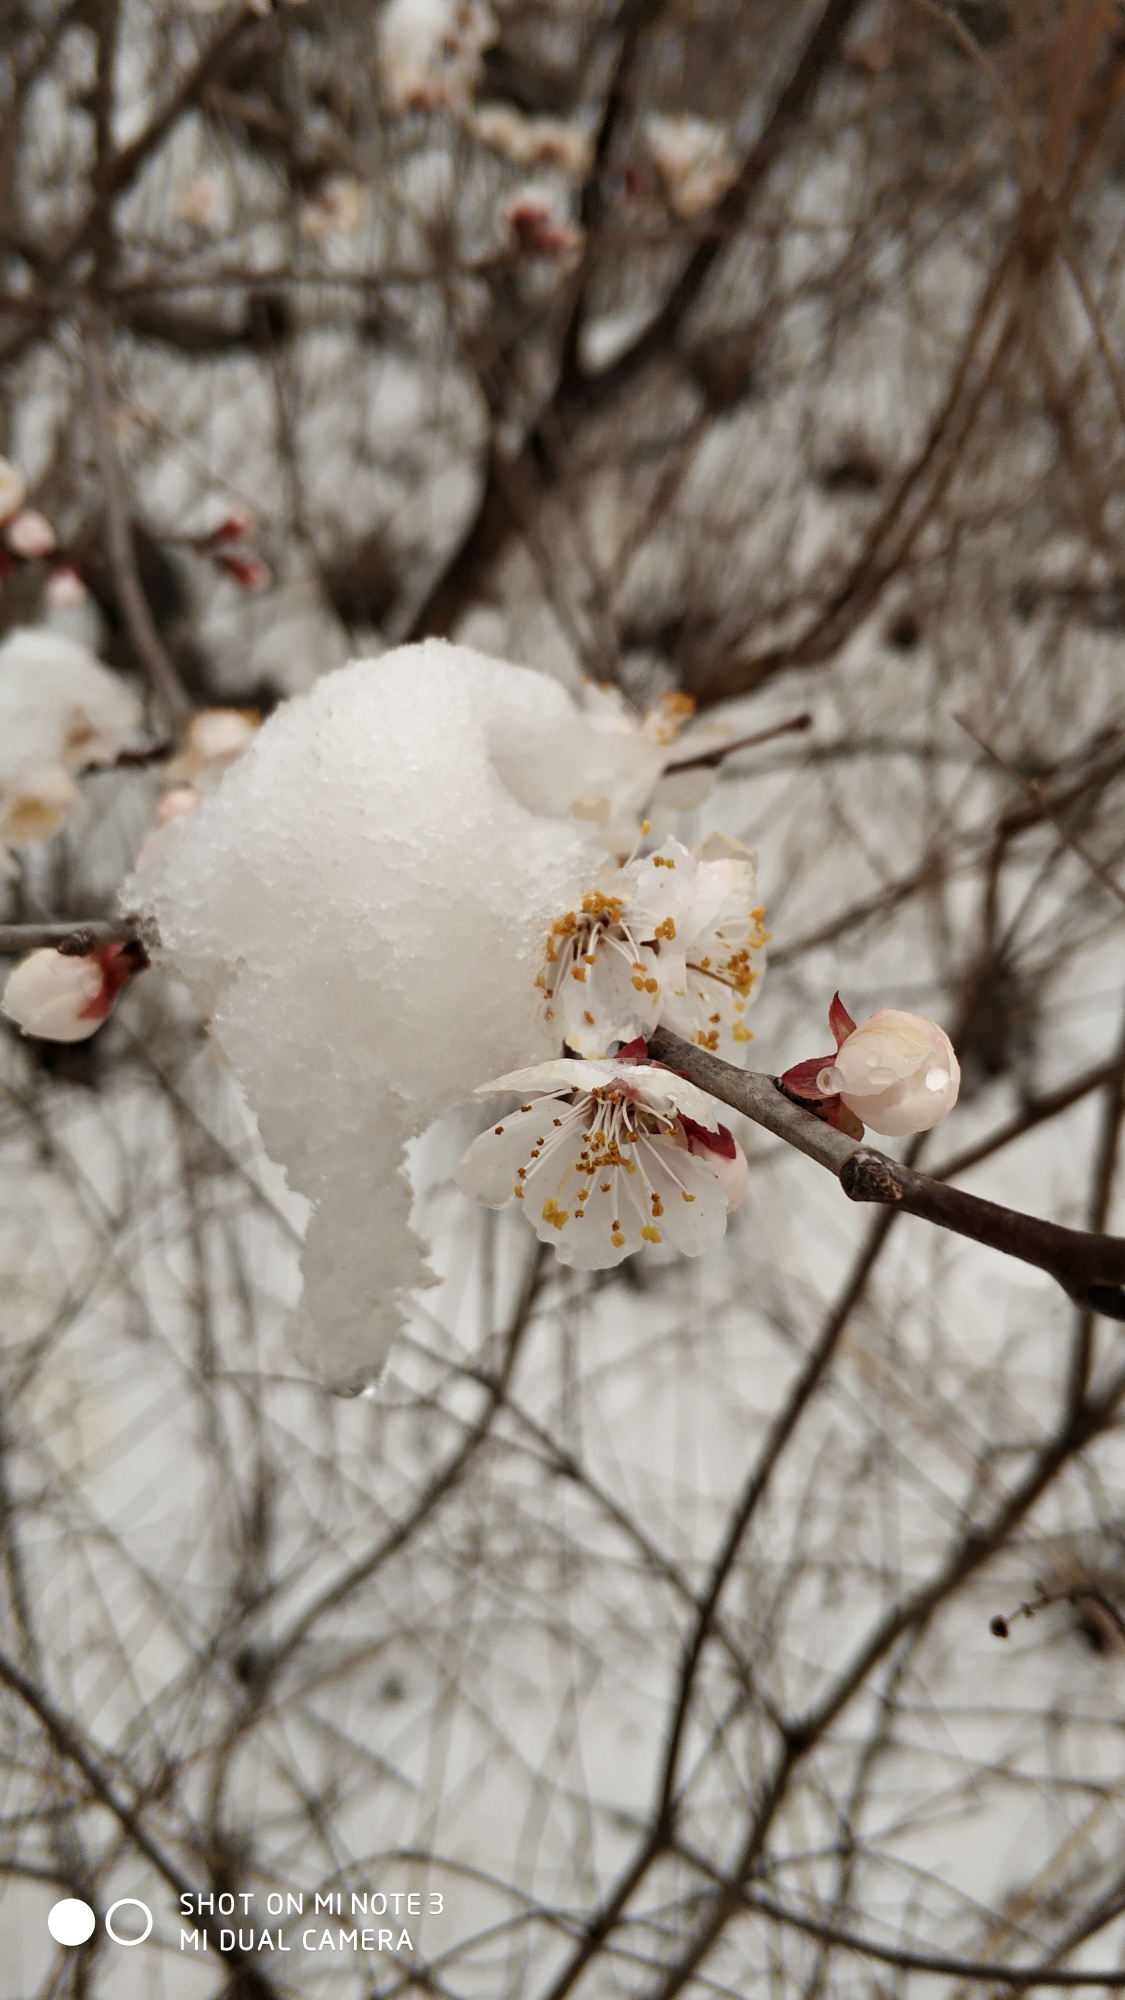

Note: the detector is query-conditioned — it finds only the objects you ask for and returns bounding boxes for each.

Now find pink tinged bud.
[821,1009,960,1137]
[216,551,271,593]
[1,943,141,1043]
[503,185,583,258]
[207,508,255,545]
[155,785,201,825]
[5,509,57,558]
[0,456,27,526]
[46,564,88,607]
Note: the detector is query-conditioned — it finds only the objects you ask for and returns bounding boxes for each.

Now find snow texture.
[129,641,612,1392]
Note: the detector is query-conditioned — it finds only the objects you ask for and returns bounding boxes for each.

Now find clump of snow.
[128,641,616,1392]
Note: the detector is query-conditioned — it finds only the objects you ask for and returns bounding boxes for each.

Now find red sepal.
[829,991,856,1048]
[679,1113,737,1158]
[616,1037,651,1064]
[819,1095,865,1140]
[215,552,270,592]
[76,943,147,1021]
[778,1055,831,1101]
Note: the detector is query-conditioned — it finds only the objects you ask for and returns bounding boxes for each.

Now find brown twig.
[0,920,142,957]
[648,1027,1125,1318]
[81,318,192,730]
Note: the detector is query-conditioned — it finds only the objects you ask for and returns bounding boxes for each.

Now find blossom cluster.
[0,638,962,1388]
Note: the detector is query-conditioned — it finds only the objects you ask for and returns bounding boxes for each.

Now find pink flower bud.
[819,1009,960,1137]
[4,509,57,559]
[215,551,271,593]
[155,785,202,825]
[46,564,88,607]
[502,184,583,258]
[1,943,142,1043]
[206,507,256,545]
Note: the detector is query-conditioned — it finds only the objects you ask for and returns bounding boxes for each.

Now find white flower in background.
[0,630,143,862]
[0,456,27,525]
[300,176,368,240]
[819,1008,960,1136]
[165,708,259,791]
[0,765,82,847]
[2,943,142,1043]
[457,1055,747,1268]
[571,680,737,844]
[178,173,224,229]
[540,834,766,1059]
[473,104,593,176]
[380,0,497,112]
[502,182,583,258]
[4,509,56,559]
[646,114,738,219]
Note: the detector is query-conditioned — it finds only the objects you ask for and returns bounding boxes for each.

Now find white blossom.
[457,1057,747,1268]
[129,641,611,1390]
[646,114,738,219]
[0,456,27,525]
[571,681,736,845]
[472,104,593,176]
[380,0,496,112]
[0,629,143,856]
[0,765,82,848]
[165,707,259,789]
[4,509,56,558]
[1,944,138,1043]
[300,176,368,240]
[817,1009,960,1136]
[540,834,766,1059]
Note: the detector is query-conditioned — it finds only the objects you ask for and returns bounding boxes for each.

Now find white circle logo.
[47,1900,96,1947]
[105,1899,153,1946]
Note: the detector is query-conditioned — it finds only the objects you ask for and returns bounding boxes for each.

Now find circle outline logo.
[105,1898,153,1946]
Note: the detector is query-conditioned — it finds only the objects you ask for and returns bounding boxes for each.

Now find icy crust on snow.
[129,642,604,1392]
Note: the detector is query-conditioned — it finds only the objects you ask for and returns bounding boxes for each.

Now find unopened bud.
[1,943,140,1043]
[820,1009,960,1137]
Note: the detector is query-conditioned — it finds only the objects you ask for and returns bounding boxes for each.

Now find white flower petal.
[636,1135,729,1255]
